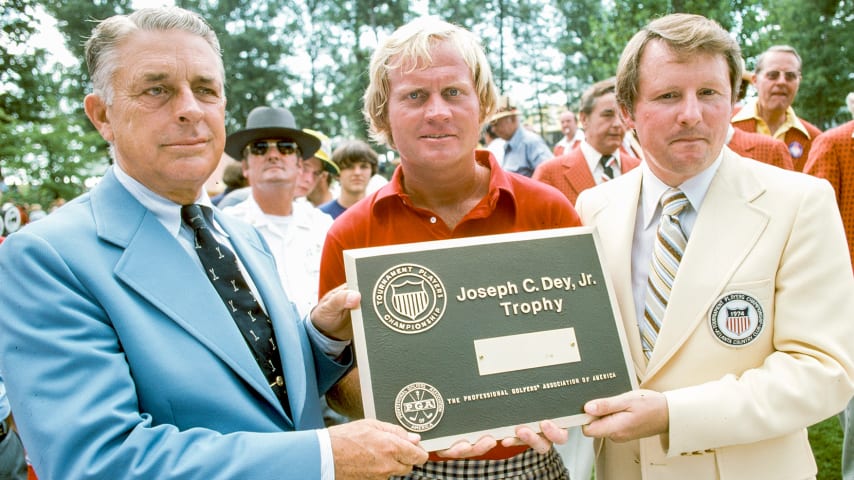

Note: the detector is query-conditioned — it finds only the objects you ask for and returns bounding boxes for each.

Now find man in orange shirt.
[319,16,579,480]
[731,45,821,171]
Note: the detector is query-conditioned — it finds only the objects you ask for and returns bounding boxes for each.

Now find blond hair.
[363,17,497,147]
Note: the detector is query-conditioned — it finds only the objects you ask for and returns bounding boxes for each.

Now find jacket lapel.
[563,152,596,199]
[92,170,290,421]
[588,170,649,376]
[646,149,769,377]
[618,146,641,173]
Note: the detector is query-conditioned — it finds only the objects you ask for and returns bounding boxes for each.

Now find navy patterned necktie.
[181,204,289,415]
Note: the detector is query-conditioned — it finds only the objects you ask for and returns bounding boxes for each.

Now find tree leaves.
[3,0,851,205]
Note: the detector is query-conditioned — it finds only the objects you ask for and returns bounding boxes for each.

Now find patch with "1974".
[709,292,764,346]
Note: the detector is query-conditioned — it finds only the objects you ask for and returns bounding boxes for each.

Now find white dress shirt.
[630,154,723,326]
[580,140,625,184]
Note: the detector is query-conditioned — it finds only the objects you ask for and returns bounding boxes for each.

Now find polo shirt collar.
[731,99,813,139]
[371,150,516,217]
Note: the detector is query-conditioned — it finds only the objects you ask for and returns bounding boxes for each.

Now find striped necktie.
[599,155,616,182]
[640,188,689,360]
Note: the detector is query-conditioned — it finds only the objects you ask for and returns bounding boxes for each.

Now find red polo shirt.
[320,150,581,295]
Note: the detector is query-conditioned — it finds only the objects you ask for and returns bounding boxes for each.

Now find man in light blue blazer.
[0,7,427,480]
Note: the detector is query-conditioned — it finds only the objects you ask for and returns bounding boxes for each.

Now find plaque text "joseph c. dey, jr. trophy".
[344,227,637,451]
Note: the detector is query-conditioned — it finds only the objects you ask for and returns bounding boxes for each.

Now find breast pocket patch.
[710,292,764,346]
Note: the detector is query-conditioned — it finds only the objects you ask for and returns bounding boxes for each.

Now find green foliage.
[176,0,300,134]
[305,0,410,140]
[761,0,854,128]
[1,0,108,206]
[40,0,134,106]
[3,0,853,203]
[810,416,843,480]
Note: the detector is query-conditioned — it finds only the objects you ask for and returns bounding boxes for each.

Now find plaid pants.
[392,447,569,480]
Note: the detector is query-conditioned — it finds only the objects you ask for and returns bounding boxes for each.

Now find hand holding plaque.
[344,226,637,451]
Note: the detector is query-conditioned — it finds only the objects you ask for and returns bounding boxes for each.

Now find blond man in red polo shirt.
[319,17,581,480]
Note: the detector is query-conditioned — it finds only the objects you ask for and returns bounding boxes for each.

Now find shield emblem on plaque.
[391,280,429,321]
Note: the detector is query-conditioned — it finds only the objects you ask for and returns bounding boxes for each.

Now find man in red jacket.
[552,110,582,156]
[534,77,640,205]
[726,127,793,170]
[731,45,821,171]
[804,117,854,480]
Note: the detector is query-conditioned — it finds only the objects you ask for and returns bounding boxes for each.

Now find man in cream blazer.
[576,14,854,480]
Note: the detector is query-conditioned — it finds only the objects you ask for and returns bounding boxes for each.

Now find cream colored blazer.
[576,148,854,480]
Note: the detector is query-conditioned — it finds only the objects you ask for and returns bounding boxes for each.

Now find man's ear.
[241,158,251,178]
[84,94,114,143]
[619,105,636,130]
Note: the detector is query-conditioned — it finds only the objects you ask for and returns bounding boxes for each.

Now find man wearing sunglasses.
[223,106,335,319]
[732,45,822,171]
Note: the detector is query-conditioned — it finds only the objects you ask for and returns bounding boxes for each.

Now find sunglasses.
[249,140,299,156]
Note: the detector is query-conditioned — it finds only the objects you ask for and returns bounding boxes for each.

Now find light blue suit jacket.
[0,168,351,479]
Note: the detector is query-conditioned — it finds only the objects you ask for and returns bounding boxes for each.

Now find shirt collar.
[230,195,271,226]
[776,106,812,138]
[726,124,735,144]
[112,163,214,238]
[506,125,525,150]
[580,140,620,172]
[640,151,723,229]
[731,99,812,139]
[372,150,515,217]
[731,98,759,123]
